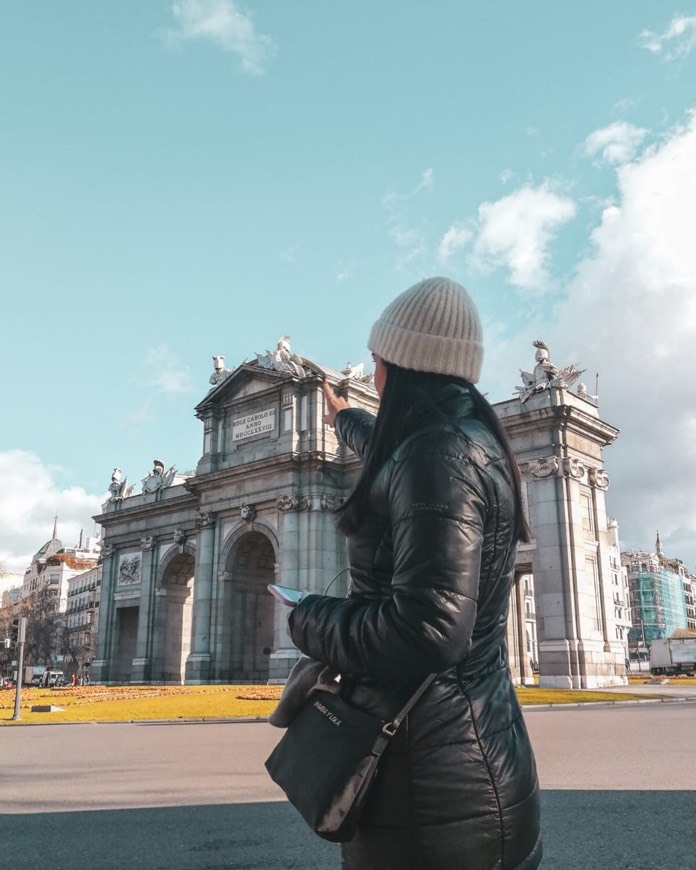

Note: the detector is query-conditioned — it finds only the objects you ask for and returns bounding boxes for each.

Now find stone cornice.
[186,449,361,495]
[496,396,619,448]
[93,490,198,530]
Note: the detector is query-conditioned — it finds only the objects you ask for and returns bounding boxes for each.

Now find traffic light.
[8,617,25,647]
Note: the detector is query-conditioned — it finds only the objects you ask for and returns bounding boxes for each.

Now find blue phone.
[267,584,305,607]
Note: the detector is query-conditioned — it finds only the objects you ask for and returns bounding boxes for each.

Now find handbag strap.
[370,672,437,756]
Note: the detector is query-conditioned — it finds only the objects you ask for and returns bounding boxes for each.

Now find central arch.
[220,530,275,682]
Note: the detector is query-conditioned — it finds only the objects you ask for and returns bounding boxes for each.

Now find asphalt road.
[2,700,695,869]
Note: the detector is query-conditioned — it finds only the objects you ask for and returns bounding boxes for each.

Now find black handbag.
[264,673,436,843]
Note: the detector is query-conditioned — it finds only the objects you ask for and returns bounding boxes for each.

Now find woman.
[288,277,542,870]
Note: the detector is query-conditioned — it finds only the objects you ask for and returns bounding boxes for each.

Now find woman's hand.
[322,381,350,427]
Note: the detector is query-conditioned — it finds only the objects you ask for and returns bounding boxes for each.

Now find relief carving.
[588,467,610,490]
[195,511,214,529]
[277,494,309,512]
[118,553,142,586]
[527,456,560,479]
[562,457,586,480]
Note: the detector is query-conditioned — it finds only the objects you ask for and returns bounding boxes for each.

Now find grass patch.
[628,674,696,684]
[517,687,653,705]
[0,683,662,725]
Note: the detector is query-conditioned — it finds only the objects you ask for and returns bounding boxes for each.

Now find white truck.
[23,665,46,686]
[650,637,696,676]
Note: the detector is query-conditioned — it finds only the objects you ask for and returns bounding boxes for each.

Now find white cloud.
[382,168,434,209]
[0,451,104,574]
[471,183,576,291]
[544,113,696,565]
[639,15,696,61]
[280,245,299,263]
[167,0,275,75]
[582,121,648,166]
[437,220,473,264]
[383,169,434,270]
[142,344,195,395]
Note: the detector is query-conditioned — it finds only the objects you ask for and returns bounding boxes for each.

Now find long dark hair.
[336,362,530,543]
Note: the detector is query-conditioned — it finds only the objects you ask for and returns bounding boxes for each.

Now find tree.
[22,587,65,668]
[0,607,18,676]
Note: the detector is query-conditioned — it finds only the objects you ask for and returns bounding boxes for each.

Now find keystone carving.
[240,504,257,522]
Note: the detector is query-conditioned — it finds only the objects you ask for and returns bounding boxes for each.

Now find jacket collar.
[404,382,475,431]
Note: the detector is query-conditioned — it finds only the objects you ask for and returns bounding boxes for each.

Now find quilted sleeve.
[289,444,489,681]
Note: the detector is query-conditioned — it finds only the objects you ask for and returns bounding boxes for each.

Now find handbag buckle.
[382,721,397,737]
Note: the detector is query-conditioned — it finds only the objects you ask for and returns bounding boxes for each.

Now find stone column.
[185,513,215,683]
[268,496,304,681]
[90,545,117,684]
[514,572,534,685]
[131,537,156,683]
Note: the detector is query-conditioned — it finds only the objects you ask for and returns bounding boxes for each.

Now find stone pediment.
[195,363,304,416]
[196,356,363,418]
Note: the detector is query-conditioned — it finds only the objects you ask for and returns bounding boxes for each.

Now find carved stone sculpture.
[562,457,586,480]
[240,503,257,522]
[195,511,214,529]
[341,361,375,385]
[527,456,560,479]
[588,467,610,490]
[140,536,154,551]
[209,355,231,386]
[277,494,309,512]
[142,459,177,494]
[255,336,308,378]
[173,529,187,546]
[108,468,129,501]
[577,383,598,404]
[320,494,344,511]
[516,341,584,404]
[118,554,142,586]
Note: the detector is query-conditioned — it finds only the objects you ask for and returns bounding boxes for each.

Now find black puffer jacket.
[289,385,542,870]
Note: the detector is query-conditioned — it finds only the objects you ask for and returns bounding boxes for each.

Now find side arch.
[151,543,196,683]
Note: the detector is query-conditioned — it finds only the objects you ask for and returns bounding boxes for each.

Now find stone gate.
[91,341,627,688]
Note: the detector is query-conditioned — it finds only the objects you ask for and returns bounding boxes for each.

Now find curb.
[4,696,696,725]
[520,696,694,711]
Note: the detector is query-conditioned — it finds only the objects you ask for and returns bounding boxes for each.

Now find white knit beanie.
[367,277,483,384]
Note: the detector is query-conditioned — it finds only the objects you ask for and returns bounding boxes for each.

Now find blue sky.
[2,2,696,581]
